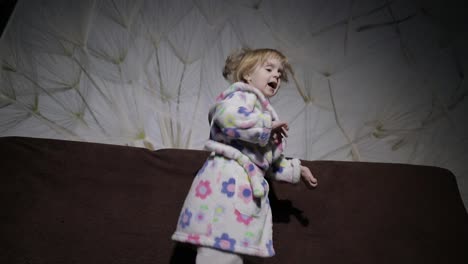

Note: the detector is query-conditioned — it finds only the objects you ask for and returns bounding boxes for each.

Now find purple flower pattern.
[223,128,240,138]
[214,233,236,251]
[179,208,192,229]
[221,178,236,198]
[266,240,275,256]
[238,106,254,117]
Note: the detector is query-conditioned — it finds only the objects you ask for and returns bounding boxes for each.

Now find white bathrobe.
[172,82,301,257]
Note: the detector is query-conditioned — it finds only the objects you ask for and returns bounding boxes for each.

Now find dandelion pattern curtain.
[1,0,467,207]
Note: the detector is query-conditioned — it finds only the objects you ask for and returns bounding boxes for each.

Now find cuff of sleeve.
[291,158,302,184]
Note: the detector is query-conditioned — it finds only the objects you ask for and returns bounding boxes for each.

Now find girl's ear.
[243,73,251,83]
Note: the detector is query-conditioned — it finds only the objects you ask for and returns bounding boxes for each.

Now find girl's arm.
[213,91,272,146]
[268,155,302,184]
[268,156,318,187]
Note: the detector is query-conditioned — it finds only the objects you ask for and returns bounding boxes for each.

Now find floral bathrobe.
[172,82,302,257]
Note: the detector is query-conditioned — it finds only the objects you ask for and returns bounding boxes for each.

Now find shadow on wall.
[268,178,309,227]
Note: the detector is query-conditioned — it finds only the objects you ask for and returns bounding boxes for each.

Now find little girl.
[172,48,318,264]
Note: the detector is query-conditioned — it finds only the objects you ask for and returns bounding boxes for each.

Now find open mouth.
[268,82,277,89]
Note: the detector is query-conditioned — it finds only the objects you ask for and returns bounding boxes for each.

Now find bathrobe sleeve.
[212,91,272,147]
[267,155,301,184]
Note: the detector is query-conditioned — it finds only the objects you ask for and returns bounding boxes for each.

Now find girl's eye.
[265,68,272,72]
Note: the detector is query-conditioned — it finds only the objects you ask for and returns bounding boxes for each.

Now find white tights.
[196,247,243,264]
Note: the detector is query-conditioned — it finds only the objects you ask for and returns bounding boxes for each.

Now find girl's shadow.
[267,178,309,226]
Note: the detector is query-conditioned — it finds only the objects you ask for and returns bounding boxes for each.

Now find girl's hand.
[300,165,318,188]
[271,121,288,144]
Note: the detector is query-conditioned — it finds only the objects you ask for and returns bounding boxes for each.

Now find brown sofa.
[1,137,467,263]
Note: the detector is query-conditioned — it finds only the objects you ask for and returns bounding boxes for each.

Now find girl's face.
[244,58,283,98]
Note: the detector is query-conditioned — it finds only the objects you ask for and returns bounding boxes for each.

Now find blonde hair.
[222,48,293,83]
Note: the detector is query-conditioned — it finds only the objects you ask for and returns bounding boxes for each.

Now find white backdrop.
[1,0,467,208]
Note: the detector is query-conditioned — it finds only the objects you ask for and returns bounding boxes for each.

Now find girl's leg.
[196,246,243,264]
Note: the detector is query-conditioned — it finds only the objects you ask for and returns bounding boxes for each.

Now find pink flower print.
[187,234,200,244]
[240,238,252,248]
[214,233,236,251]
[216,93,224,101]
[195,180,212,200]
[196,211,206,222]
[235,209,253,226]
[206,224,212,236]
[238,184,252,204]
